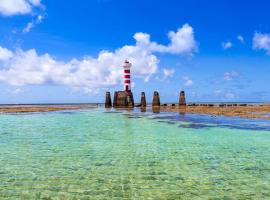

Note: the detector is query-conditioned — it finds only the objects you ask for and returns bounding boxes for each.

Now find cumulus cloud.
[0,24,197,93]
[182,76,193,87]
[252,32,270,55]
[0,48,157,89]
[0,47,13,61]
[134,24,197,55]
[222,41,233,50]
[0,0,42,16]
[237,35,244,44]
[224,71,240,81]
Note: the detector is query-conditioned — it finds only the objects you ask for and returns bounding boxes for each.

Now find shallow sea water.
[0,108,270,199]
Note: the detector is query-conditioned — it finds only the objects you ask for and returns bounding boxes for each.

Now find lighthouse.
[109,60,134,108]
[123,60,132,92]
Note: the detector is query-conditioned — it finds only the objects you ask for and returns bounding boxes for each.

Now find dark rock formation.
[179,91,186,106]
[141,92,147,107]
[105,92,112,108]
[152,91,160,107]
[113,91,134,108]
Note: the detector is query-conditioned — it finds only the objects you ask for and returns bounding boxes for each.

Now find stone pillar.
[152,91,160,107]
[179,91,186,106]
[105,92,112,108]
[141,92,146,107]
[113,91,118,107]
[126,92,134,107]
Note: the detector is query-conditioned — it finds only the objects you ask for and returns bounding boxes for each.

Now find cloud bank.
[0,24,197,93]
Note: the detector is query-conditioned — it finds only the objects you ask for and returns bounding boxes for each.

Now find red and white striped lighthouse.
[123,60,132,92]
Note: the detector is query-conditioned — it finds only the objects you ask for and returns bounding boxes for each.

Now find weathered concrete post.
[105,92,112,108]
[179,91,186,106]
[113,91,118,107]
[152,91,160,107]
[141,92,146,107]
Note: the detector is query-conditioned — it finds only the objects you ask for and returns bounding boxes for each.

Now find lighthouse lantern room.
[123,60,132,92]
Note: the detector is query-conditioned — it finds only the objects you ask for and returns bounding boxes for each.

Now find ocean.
[0,108,270,199]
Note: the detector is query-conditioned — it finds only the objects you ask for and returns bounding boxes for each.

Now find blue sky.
[0,0,269,103]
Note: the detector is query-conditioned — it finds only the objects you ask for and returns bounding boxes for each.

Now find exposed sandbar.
[0,104,97,113]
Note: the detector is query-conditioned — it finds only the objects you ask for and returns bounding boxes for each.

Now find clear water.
[0,108,270,199]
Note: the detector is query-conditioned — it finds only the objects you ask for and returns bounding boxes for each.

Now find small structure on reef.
[179,91,186,106]
[105,63,188,109]
[141,92,146,107]
[152,91,160,107]
[112,60,134,108]
[113,91,134,108]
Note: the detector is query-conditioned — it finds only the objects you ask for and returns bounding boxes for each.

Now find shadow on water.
[153,113,270,131]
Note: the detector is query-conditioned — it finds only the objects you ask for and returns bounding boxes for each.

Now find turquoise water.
[1,108,270,199]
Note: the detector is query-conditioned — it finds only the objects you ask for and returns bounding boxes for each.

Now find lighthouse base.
[113,91,134,108]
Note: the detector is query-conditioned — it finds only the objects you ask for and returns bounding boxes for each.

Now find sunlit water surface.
[0,108,270,199]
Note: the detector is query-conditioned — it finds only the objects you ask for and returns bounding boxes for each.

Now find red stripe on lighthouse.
[124,75,130,78]
[124,80,130,83]
[124,70,130,73]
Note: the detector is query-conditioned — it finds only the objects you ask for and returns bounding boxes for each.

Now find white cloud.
[12,88,24,94]
[222,41,233,50]
[0,0,42,16]
[252,32,270,55]
[23,15,44,33]
[0,24,197,94]
[0,47,13,61]
[182,76,193,87]
[237,35,244,44]
[224,71,240,81]
[163,68,175,79]
[134,24,197,55]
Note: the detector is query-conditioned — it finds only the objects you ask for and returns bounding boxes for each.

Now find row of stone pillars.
[105,91,186,108]
[151,91,186,106]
